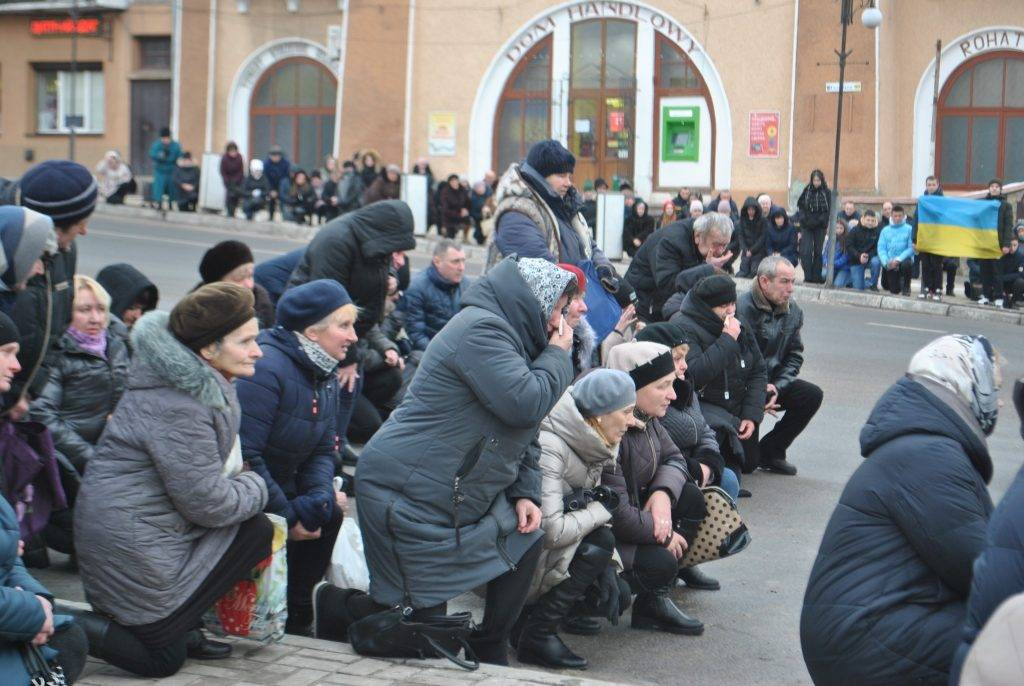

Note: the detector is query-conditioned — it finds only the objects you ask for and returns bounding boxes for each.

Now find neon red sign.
[30,18,102,36]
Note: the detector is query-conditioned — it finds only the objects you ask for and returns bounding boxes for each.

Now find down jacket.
[670,290,766,425]
[529,388,619,601]
[401,265,470,352]
[29,330,129,470]
[736,279,805,392]
[624,228,672,322]
[74,311,268,626]
[288,200,416,363]
[236,327,338,531]
[950,463,1024,683]
[355,257,573,609]
[800,376,993,686]
[653,218,713,314]
[601,414,690,570]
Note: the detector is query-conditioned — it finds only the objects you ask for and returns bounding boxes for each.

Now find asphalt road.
[43,212,1024,685]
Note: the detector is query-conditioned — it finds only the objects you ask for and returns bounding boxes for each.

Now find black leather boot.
[312,581,367,642]
[184,629,232,660]
[561,613,602,636]
[678,565,720,591]
[466,633,510,666]
[631,589,704,635]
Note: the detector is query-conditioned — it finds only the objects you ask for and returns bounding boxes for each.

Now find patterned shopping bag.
[203,513,289,643]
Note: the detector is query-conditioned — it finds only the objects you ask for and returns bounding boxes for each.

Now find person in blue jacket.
[949,377,1024,685]
[765,207,798,268]
[262,145,292,219]
[236,280,358,635]
[0,312,87,685]
[254,248,304,306]
[401,239,470,352]
[801,335,1001,686]
[822,220,852,287]
[877,205,915,295]
[147,127,181,210]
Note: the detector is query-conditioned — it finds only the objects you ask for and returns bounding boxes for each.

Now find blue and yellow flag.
[916,195,1002,259]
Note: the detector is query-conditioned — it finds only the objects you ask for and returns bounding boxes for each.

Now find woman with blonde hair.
[30,275,130,559]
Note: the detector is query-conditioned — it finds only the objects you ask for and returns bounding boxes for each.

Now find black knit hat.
[0,312,19,347]
[526,139,575,177]
[637,322,689,349]
[199,240,255,284]
[159,126,171,137]
[20,160,97,227]
[170,282,255,353]
[693,274,737,308]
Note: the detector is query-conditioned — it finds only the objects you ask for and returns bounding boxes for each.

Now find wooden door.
[130,80,171,176]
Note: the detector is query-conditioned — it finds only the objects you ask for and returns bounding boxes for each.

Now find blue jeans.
[719,468,740,501]
[851,256,881,290]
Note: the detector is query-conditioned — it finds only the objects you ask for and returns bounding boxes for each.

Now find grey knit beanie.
[571,369,636,418]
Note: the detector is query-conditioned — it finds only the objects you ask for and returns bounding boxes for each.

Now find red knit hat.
[557,263,586,294]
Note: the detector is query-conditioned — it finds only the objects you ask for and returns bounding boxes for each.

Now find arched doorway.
[493,37,552,175]
[936,51,1024,189]
[249,57,337,170]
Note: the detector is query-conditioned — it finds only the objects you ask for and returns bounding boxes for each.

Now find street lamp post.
[824,0,881,288]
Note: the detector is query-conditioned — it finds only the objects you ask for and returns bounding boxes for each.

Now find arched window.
[653,34,715,190]
[936,52,1024,189]
[493,38,552,175]
[250,58,337,169]
[568,20,637,188]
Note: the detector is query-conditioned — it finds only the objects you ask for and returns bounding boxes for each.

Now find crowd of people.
[0,135,1017,685]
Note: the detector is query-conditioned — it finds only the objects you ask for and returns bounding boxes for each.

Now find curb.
[93,203,1022,327]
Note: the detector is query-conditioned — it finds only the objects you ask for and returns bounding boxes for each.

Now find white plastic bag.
[329,517,369,592]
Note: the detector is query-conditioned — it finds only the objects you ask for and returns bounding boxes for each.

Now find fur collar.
[573,316,597,374]
[130,311,230,409]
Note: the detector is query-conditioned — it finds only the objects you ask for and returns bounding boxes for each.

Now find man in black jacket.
[977,178,1017,307]
[9,160,95,411]
[847,210,882,291]
[736,256,823,476]
[652,213,734,320]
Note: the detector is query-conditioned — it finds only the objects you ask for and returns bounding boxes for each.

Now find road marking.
[867,322,947,334]
[87,229,284,256]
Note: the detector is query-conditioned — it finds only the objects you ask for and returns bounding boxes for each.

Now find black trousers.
[630,481,706,591]
[943,258,958,294]
[883,258,913,294]
[106,182,131,205]
[287,504,343,625]
[225,189,242,217]
[980,258,1004,301]
[800,226,826,283]
[920,252,945,293]
[50,621,88,685]
[759,379,824,461]
[347,365,403,444]
[95,514,274,678]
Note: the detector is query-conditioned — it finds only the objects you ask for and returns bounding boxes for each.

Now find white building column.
[634,21,655,199]
[550,15,571,146]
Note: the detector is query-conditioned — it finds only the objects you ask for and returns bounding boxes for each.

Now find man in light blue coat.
[877,205,915,295]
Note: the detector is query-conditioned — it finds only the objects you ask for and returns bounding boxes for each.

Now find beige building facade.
[1,0,1021,204]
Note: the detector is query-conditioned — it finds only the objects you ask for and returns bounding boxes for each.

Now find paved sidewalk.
[75,631,628,686]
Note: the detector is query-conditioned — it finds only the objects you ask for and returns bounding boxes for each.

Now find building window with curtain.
[937,51,1024,190]
[493,37,552,175]
[35,66,105,134]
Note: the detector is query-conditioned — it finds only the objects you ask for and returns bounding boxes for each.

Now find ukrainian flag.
[916,195,1002,259]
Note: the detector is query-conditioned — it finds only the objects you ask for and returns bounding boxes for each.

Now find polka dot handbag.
[680,486,750,568]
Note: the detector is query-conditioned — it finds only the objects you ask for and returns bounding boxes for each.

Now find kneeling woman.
[73,284,272,678]
[604,342,708,635]
[518,369,636,669]
[348,256,576,665]
[237,280,358,635]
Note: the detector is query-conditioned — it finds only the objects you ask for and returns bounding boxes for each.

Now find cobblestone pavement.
[76,631,626,686]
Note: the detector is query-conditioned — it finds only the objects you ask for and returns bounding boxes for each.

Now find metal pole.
[825,0,852,288]
[68,0,79,161]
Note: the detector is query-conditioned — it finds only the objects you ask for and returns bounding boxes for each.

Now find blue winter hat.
[571,369,636,418]
[277,279,353,331]
[20,160,97,227]
[526,139,575,178]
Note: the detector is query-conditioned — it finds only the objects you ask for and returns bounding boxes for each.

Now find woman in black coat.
[439,174,471,241]
[796,170,830,284]
[736,196,767,277]
[801,335,1002,686]
[623,200,655,258]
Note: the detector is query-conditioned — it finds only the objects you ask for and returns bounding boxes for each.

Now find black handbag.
[21,643,67,686]
[348,607,479,671]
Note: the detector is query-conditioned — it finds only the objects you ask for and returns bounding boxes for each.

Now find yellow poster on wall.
[427,112,456,157]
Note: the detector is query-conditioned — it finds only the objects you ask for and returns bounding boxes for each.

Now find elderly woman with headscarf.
[94,151,133,205]
[800,335,1002,686]
[314,256,577,666]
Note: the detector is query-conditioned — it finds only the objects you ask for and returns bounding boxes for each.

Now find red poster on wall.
[748,111,781,158]
[608,111,625,133]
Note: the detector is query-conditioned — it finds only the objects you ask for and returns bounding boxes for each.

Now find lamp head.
[861,6,882,29]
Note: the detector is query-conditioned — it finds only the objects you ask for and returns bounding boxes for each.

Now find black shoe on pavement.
[561,613,602,636]
[630,590,703,636]
[738,488,753,498]
[677,566,721,591]
[185,630,232,660]
[760,457,798,476]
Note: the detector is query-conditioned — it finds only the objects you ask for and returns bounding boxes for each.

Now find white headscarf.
[908,335,1000,435]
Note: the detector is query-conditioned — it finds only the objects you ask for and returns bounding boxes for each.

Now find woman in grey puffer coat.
[349,256,577,666]
[72,283,272,679]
